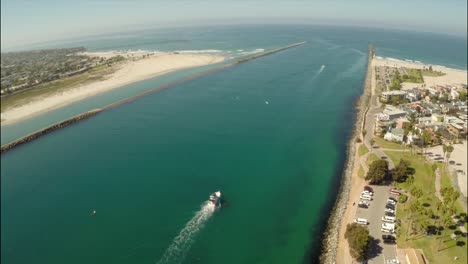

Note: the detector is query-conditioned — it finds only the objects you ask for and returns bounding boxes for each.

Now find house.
[420,102,441,115]
[381,90,407,103]
[381,105,407,120]
[384,128,405,142]
[396,117,410,129]
[406,88,423,102]
[447,123,466,138]
[407,132,422,146]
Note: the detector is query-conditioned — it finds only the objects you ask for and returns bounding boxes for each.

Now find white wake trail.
[156,202,216,264]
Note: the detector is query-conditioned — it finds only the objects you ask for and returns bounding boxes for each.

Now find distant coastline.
[1,52,225,125]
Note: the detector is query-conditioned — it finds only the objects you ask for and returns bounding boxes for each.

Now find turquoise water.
[1,25,466,264]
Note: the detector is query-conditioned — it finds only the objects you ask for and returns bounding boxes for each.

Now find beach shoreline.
[1,52,225,126]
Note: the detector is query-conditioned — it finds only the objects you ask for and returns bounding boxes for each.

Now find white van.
[381,223,395,233]
[360,194,373,201]
[354,218,368,225]
[382,215,396,223]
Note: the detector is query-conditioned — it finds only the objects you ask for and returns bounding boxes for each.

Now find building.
[447,123,467,138]
[377,105,407,121]
[381,90,407,103]
[384,127,405,142]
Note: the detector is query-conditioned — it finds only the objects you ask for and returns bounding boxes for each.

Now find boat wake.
[318,65,326,73]
[156,202,216,264]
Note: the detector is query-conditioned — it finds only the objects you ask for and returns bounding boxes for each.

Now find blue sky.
[1,0,467,50]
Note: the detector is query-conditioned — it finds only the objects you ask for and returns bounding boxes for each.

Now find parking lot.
[353,184,399,263]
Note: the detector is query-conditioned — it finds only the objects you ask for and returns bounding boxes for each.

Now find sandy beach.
[1,53,224,125]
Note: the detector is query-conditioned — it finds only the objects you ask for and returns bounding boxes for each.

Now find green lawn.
[422,70,446,77]
[366,153,380,167]
[402,68,424,83]
[437,164,466,215]
[358,144,369,156]
[373,137,407,150]
[385,151,467,263]
[358,165,365,179]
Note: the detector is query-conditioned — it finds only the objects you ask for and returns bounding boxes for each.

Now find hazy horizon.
[2,0,467,51]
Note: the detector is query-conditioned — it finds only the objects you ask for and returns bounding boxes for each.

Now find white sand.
[373,57,467,87]
[1,53,224,125]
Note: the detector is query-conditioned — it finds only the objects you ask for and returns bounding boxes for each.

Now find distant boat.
[209,191,221,207]
[90,210,96,216]
[265,101,269,105]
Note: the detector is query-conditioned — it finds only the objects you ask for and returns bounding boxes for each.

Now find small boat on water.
[209,191,221,207]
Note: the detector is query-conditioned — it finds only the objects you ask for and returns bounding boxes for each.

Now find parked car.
[354,218,368,225]
[362,190,373,196]
[387,199,397,205]
[358,200,370,208]
[360,194,373,201]
[382,235,396,244]
[385,211,395,217]
[388,197,397,203]
[382,215,395,223]
[386,203,395,210]
[364,185,373,192]
[389,188,401,196]
[385,208,395,214]
[386,259,400,264]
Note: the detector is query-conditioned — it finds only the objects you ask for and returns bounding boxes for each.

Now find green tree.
[345,223,370,262]
[459,90,467,101]
[370,138,375,147]
[390,159,413,182]
[365,159,389,184]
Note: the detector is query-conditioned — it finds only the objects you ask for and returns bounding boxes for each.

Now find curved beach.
[1,53,224,125]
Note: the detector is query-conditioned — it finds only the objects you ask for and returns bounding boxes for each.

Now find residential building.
[384,128,405,142]
[381,90,407,103]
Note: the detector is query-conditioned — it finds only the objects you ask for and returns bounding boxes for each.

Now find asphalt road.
[354,185,398,263]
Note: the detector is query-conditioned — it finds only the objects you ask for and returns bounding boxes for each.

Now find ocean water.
[1,25,466,264]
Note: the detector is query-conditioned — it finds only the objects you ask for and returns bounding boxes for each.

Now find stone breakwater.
[1,42,307,154]
[319,45,374,264]
[1,109,102,154]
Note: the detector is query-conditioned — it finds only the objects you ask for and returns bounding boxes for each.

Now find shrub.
[399,194,408,203]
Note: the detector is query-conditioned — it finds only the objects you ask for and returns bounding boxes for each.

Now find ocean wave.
[174,49,224,54]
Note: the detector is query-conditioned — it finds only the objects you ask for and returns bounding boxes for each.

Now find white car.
[354,218,368,225]
[381,228,395,233]
[358,200,370,206]
[382,216,395,223]
[360,195,372,201]
[386,259,400,264]
[387,199,396,205]
[385,208,395,213]
[362,190,373,196]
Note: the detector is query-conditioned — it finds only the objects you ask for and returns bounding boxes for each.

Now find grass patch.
[422,70,446,77]
[358,144,369,156]
[401,68,424,83]
[366,153,380,167]
[373,137,406,150]
[385,151,467,263]
[358,165,365,178]
[1,64,118,112]
[437,164,466,215]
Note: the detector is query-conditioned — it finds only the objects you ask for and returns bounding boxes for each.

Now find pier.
[1,41,306,154]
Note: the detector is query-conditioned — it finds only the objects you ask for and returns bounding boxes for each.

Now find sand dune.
[1,53,224,125]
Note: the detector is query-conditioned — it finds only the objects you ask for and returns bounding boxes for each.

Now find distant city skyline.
[2,0,467,51]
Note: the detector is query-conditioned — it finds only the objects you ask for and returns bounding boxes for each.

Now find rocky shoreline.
[319,45,373,264]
